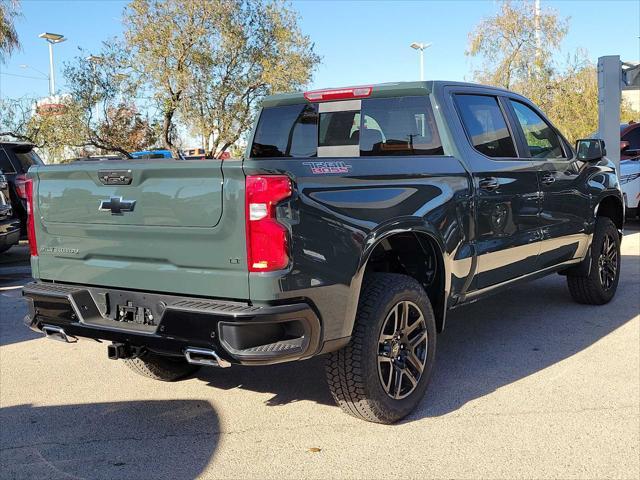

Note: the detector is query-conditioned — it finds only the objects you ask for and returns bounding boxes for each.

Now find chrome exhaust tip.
[184,347,231,368]
[41,324,77,343]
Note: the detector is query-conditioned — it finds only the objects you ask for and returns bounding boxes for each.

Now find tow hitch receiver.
[107,343,145,360]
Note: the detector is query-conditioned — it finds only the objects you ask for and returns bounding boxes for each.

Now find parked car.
[0,170,21,253]
[70,155,127,162]
[0,142,44,237]
[22,81,624,424]
[620,157,639,218]
[620,121,640,160]
[130,149,173,159]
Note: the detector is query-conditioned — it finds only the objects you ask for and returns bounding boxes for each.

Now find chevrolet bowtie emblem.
[99,196,136,215]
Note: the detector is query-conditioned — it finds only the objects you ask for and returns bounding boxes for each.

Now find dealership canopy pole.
[597,55,621,175]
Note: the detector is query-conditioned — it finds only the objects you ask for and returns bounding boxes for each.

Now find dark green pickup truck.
[23,81,624,423]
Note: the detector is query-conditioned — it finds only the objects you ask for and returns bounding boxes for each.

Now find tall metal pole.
[419,49,424,81]
[534,0,541,71]
[47,42,55,96]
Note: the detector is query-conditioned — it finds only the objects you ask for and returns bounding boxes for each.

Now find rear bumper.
[23,281,321,366]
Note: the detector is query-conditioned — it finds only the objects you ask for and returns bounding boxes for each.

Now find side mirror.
[620,140,630,152]
[575,138,606,162]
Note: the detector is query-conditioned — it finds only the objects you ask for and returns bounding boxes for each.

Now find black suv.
[0,142,44,237]
[0,170,21,253]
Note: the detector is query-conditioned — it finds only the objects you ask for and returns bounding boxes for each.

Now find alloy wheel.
[377,301,428,400]
[597,233,618,291]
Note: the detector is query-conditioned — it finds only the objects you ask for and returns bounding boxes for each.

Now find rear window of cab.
[250,96,444,158]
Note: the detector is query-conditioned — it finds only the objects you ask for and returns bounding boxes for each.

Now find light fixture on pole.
[38,32,67,96]
[410,42,432,81]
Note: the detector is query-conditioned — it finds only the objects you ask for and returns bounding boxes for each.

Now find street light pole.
[38,32,66,96]
[47,42,55,95]
[410,42,432,81]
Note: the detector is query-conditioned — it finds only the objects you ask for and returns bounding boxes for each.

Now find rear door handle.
[479,177,499,191]
[541,174,556,186]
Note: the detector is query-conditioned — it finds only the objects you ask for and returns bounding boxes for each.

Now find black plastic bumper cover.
[23,282,321,366]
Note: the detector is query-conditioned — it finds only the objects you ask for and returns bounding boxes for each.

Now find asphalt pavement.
[1,228,639,480]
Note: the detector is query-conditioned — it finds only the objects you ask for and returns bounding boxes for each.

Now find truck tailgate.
[30,160,249,299]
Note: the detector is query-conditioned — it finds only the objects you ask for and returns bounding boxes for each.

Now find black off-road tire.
[123,352,200,382]
[325,273,437,424]
[567,217,621,305]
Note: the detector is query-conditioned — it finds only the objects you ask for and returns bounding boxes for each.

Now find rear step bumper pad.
[23,281,321,366]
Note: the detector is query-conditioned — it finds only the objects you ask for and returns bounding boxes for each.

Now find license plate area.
[73,289,165,334]
[116,301,155,326]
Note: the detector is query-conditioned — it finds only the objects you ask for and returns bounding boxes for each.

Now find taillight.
[303,85,373,102]
[15,174,28,199]
[25,178,38,257]
[245,175,292,272]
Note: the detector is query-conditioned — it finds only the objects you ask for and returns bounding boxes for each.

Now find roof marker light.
[304,85,373,102]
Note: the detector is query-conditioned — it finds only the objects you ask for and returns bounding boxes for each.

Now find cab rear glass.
[250,96,443,158]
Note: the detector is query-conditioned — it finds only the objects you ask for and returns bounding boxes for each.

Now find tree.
[181,0,320,157]
[466,0,638,144]
[466,0,567,91]
[62,44,157,157]
[1,44,159,161]
[0,95,86,161]
[123,0,214,155]
[0,0,20,63]
[97,104,158,153]
[124,0,320,157]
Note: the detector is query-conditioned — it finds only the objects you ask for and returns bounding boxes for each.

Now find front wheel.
[567,217,621,305]
[325,273,437,424]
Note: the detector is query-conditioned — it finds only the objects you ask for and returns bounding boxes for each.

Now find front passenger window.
[510,100,565,159]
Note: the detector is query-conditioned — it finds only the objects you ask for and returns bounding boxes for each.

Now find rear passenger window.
[251,104,318,158]
[359,96,444,156]
[455,94,517,158]
[510,100,565,158]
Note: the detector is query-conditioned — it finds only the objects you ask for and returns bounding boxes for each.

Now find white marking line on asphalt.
[0,285,24,291]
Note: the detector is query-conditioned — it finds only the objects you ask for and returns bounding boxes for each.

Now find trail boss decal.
[39,247,79,255]
[303,161,352,175]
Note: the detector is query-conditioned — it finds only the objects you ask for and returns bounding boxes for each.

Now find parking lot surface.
[1,228,639,480]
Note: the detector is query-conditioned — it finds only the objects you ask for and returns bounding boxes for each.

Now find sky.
[0,0,639,100]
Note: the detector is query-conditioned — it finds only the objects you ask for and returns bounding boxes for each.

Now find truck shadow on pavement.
[196,250,639,420]
[0,400,219,480]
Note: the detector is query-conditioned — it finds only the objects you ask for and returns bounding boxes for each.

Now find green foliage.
[124,0,320,157]
[2,0,318,159]
[466,0,567,90]
[0,0,20,63]
[466,0,638,144]
[0,96,86,161]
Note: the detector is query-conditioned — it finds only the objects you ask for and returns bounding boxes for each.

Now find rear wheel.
[325,273,436,424]
[567,217,621,305]
[123,351,200,382]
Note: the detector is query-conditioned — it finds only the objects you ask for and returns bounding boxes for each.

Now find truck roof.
[261,80,515,107]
